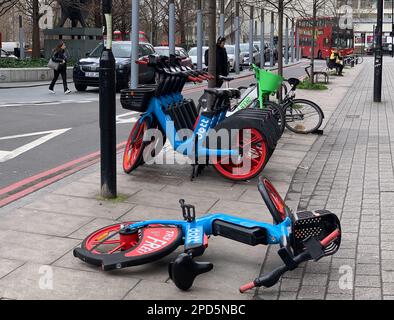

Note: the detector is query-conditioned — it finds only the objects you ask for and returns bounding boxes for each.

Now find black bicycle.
[264,78,325,134]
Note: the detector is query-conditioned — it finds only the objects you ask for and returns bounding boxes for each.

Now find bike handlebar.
[239,228,341,293]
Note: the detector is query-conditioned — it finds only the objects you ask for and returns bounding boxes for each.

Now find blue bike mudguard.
[125,215,292,246]
[141,96,239,158]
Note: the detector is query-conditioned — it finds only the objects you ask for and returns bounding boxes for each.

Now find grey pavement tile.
[297,285,326,300]
[355,275,381,288]
[383,296,394,300]
[326,293,353,300]
[67,217,116,240]
[120,205,181,221]
[53,247,181,283]
[24,193,134,219]
[278,291,298,300]
[382,270,394,283]
[124,279,249,300]
[279,277,301,292]
[0,208,92,237]
[0,230,79,265]
[0,258,25,279]
[52,181,140,199]
[356,263,381,276]
[383,283,394,295]
[0,263,139,300]
[125,189,218,214]
[328,280,354,295]
[302,273,329,286]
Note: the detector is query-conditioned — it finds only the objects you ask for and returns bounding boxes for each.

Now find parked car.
[224,45,239,72]
[188,46,208,69]
[253,41,271,64]
[154,46,193,69]
[73,41,156,92]
[0,49,18,59]
[382,43,392,55]
[365,45,374,55]
[240,43,260,66]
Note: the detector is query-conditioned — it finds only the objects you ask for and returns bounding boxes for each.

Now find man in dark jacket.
[204,37,229,88]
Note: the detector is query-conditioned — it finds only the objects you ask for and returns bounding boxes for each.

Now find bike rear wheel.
[213,128,268,181]
[284,99,324,134]
[75,222,183,271]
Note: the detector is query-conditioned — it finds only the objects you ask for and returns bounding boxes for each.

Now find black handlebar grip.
[254,265,289,288]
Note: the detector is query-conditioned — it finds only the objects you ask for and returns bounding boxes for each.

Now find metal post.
[270,12,274,67]
[130,0,139,89]
[249,6,254,65]
[296,26,300,61]
[391,0,394,58]
[197,0,203,69]
[100,0,117,198]
[19,16,25,59]
[235,1,240,74]
[169,0,176,55]
[374,0,383,102]
[285,17,289,65]
[291,19,295,63]
[220,0,225,38]
[260,8,265,68]
[208,0,217,89]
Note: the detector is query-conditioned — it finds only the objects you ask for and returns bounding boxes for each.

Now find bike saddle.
[169,253,213,291]
[287,78,300,88]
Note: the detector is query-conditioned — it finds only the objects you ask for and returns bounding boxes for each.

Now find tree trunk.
[32,0,40,58]
[310,1,317,84]
[277,0,283,78]
[207,0,216,90]
[179,0,186,45]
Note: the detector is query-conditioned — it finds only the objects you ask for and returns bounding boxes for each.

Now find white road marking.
[116,111,138,124]
[0,128,71,163]
[0,99,98,108]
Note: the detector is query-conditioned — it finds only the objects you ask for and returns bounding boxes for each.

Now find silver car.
[188,46,208,69]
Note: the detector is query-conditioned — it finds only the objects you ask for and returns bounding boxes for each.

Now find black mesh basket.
[290,209,341,257]
[120,87,156,112]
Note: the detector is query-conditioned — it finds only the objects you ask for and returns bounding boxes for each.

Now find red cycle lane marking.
[0,141,127,208]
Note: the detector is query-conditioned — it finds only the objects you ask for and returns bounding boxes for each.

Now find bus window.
[324,38,330,47]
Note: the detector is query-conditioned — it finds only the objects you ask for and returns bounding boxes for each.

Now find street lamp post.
[99,0,117,198]
[374,0,383,102]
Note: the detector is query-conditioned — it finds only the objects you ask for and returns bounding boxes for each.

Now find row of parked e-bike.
[73,54,341,294]
[120,54,324,182]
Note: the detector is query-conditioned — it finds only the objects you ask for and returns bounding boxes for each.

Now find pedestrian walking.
[204,36,229,88]
[49,41,71,94]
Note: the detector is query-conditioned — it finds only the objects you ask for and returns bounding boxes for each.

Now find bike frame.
[125,214,292,250]
[138,92,238,158]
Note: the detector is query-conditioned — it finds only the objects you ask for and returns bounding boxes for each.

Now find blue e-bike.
[73,177,341,293]
[121,55,282,181]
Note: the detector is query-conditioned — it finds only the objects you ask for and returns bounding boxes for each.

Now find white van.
[1,42,20,54]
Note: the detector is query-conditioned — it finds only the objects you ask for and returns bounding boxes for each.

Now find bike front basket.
[256,69,283,94]
[120,87,155,112]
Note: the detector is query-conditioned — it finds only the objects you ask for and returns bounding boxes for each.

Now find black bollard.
[100,0,117,198]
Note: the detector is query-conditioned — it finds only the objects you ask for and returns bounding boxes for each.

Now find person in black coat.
[49,41,71,94]
[204,37,229,88]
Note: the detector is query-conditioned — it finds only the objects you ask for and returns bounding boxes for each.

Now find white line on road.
[0,128,71,163]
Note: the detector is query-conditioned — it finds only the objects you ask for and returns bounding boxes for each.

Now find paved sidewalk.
[256,57,394,300]
[0,60,365,300]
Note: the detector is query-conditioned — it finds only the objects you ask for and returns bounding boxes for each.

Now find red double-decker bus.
[296,17,354,59]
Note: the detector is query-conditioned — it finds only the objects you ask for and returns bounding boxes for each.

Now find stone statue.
[58,0,90,28]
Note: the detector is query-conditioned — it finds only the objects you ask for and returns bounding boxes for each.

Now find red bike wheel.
[213,128,268,181]
[263,178,287,223]
[123,120,147,173]
[75,222,183,271]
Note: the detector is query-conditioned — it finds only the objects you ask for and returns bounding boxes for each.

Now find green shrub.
[298,77,328,90]
[0,58,76,68]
